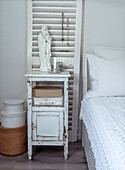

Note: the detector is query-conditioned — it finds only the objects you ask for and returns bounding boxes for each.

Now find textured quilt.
[80,93,125,170]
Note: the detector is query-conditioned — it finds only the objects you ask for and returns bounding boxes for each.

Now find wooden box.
[0,123,27,156]
[32,86,63,98]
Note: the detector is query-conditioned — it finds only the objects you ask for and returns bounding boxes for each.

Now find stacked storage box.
[1,99,26,128]
[0,99,27,156]
[33,87,63,106]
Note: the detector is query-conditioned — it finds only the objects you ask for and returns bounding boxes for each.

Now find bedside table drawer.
[32,111,63,141]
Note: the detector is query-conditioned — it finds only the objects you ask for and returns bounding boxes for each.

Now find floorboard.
[0,142,88,170]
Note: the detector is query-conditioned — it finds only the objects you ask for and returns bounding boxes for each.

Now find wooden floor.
[0,142,88,170]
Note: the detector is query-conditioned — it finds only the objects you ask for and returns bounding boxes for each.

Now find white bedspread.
[80,92,125,170]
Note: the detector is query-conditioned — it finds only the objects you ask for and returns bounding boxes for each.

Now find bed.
[80,47,125,170]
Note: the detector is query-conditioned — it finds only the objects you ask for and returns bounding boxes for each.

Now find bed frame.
[82,54,96,170]
[82,123,96,170]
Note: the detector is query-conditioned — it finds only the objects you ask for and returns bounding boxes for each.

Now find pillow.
[87,54,95,81]
[93,47,125,59]
[86,54,97,90]
[92,57,125,97]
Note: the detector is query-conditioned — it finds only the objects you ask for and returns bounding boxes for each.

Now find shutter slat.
[32,7,76,13]
[32,41,75,47]
[32,35,75,41]
[33,24,75,30]
[33,46,75,52]
[32,52,74,57]
[33,12,76,19]
[33,18,75,24]
[33,30,75,36]
[33,1,76,7]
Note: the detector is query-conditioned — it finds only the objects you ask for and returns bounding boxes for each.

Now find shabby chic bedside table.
[25,71,70,160]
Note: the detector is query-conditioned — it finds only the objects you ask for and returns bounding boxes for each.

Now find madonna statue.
[38,25,51,71]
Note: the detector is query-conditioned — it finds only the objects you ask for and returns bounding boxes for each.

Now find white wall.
[83,0,125,53]
[0,0,27,113]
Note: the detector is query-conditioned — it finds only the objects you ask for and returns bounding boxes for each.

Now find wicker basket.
[0,123,27,156]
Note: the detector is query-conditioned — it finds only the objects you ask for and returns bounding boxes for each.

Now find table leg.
[64,78,69,160]
[27,79,32,160]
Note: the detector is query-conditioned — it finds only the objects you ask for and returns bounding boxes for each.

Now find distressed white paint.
[33,96,63,106]
[32,111,63,141]
[64,78,69,160]
[25,72,70,160]
[32,106,64,112]
[27,78,32,160]
[32,141,64,146]
[27,0,82,142]
[25,71,70,78]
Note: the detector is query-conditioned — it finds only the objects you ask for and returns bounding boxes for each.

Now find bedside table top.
[25,71,70,78]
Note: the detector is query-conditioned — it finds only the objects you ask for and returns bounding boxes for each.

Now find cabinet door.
[32,112,63,141]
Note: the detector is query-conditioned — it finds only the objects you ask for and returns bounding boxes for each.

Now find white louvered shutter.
[27,0,82,142]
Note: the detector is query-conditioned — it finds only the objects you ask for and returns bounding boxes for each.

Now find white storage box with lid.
[1,111,26,128]
[3,99,24,113]
[1,99,26,128]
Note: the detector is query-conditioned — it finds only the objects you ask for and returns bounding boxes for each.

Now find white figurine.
[38,25,51,71]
